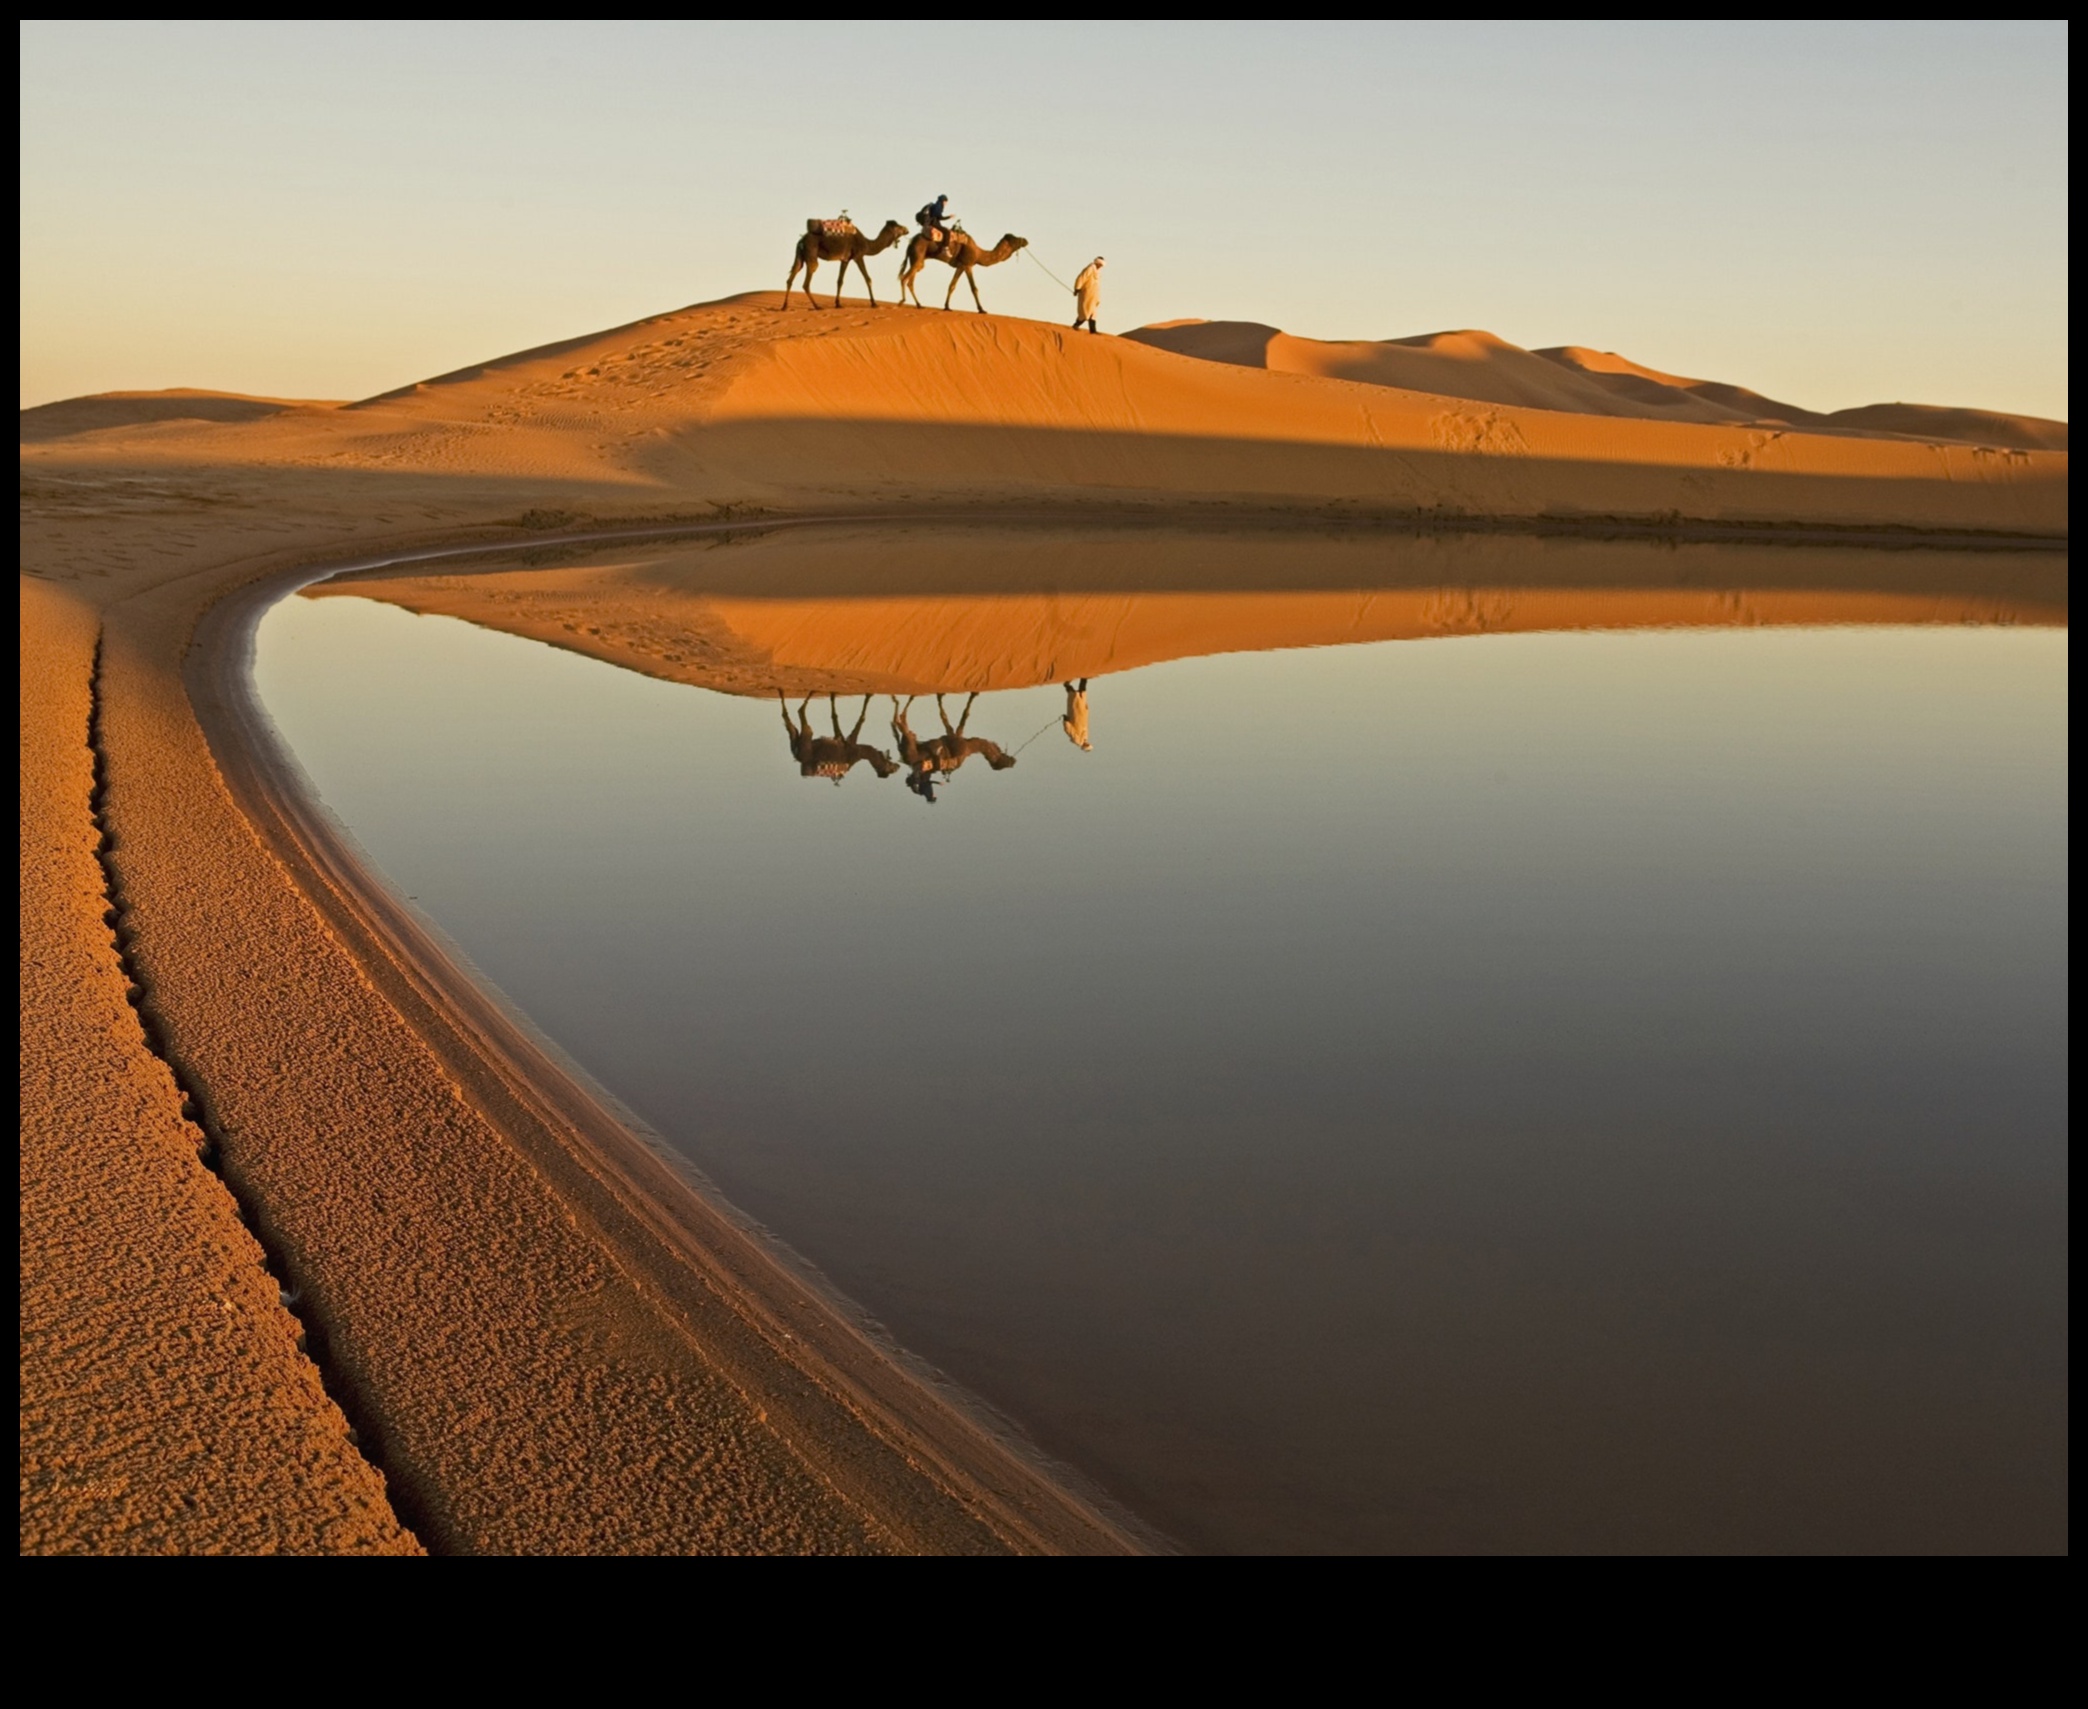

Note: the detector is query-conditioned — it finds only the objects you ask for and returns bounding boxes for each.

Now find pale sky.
[19,20,2069,417]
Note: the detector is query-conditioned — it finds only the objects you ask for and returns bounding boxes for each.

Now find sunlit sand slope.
[687,309,2064,531]
[313,526,2067,699]
[23,294,2065,534]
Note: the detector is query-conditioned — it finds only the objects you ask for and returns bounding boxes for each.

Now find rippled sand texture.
[19,579,415,1554]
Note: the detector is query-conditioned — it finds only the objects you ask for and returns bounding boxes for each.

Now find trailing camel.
[784,218,910,310]
[897,230,1030,312]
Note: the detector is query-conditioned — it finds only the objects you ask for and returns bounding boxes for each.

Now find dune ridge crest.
[21,292,2066,537]
[1124,320,2066,452]
[19,388,342,444]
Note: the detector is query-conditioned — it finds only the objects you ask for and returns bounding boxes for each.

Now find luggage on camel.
[808,213,859,238]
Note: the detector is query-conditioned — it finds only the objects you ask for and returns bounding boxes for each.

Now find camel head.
[1000,234,1029,255]
[877,219,908,241]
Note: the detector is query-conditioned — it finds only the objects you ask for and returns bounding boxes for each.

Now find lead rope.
[1022,248,1078,295]
[1010,713,1063,757]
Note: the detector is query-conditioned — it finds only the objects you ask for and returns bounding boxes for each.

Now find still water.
[254,528,2068,1554]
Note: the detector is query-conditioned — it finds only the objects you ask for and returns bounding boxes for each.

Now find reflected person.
[892,693,1017,803]
[1062,679,1092,751]
[779,692,900,784]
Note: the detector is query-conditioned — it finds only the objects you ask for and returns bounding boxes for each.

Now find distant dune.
[1124,321,1746,423]
[18,387,338,443]
[1530,345,1809,425]
[1820,402,2068,453]
[1125,321,2068,453]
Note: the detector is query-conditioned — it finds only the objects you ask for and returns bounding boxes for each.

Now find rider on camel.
[916,193,954,247]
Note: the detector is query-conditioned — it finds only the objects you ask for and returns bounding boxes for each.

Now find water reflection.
[1061,680,1093,752]
[264,525,2068,1553]
[780,692,899,783]
[893,694,1019,803]
[303,523,2066,719]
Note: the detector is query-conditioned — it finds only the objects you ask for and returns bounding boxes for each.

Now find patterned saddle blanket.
[808,217,859,238]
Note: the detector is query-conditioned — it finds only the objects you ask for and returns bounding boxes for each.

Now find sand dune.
[1529,345,1806,424]
[20,293,2067,536]
[1127,320,2068,454]
[1821,402,2068,453]
[18,287,2068,1554]
[1125,321,1752,424]
[1539,346,2070,450]
[19,388,337,443]
[312,526,2067,700]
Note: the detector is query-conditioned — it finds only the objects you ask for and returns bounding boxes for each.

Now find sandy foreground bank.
[20,292,2067,1554]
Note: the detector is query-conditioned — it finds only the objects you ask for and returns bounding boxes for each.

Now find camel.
[891,694,1017,802]
[784,218,909,311]
[779,693,900,783]
[896,230,1030,312]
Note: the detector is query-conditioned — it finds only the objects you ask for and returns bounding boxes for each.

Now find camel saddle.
[809,217,858,238]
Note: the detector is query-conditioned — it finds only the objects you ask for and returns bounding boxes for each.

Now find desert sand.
[1124,321,2070,451]
[20,290,2066,1554]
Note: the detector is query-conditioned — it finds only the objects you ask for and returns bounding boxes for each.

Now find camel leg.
[966,270,986,313]
[783,248,805,310]
[801,255,824,310]
[827,694,844,738]
[955,691,977,735]
[848,254,877,309]
[943,268,961,311]
[847,697,870,742]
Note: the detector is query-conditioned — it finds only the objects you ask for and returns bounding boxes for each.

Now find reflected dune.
[307,524,2065,701]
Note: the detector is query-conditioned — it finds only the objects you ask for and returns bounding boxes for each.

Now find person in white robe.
[1073,258,1105,332]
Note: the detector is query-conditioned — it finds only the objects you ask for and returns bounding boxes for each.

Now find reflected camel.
[892,694,1017,802]
[780,693,900,783]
